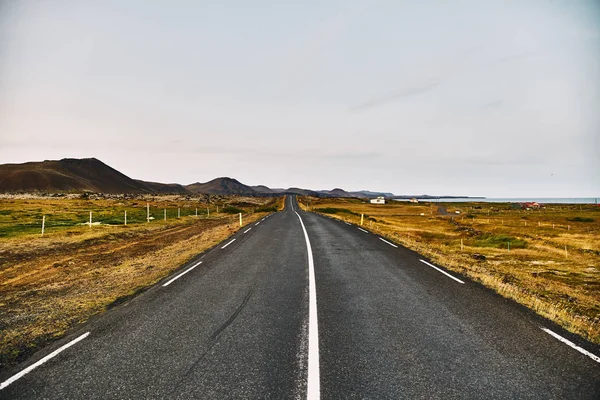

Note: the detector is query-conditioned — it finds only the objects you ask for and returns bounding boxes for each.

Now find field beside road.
[0,194,283,369]
[299,197,600,344]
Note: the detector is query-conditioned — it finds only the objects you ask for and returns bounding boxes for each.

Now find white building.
[370,196,385,204]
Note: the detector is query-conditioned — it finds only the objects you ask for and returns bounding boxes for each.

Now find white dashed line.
[0,332,90,390]
[541,328,600,363]
[162,261,202,287]
[244,228,252,234]
[358,227,369,233]
[344,222,351,225]
[379,237,398,248]
[255,222,261,226]
[221,239,236,249]
[294,211,320,400]
[419,259,465,284]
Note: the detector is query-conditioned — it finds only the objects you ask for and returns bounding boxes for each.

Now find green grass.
[221,206,243,214]
[472,233,527,249]
[255,206,278,213]
[567,217,594,223]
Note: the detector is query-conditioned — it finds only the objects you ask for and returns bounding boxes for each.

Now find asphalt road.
[1,195,599,399]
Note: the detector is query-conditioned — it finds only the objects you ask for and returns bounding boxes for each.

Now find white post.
[552,224,555,229]
[217,205,219,213]
[89,211,93,228]
[207,207,210,217]
[239,212,242,226]
[124,211,127,225]
[41,215,45,236]
[565,246,568,258]
[361,214,364,226]
[164,208,166,221]
[568,225,570,231]
[538,221,541,227]
[178,208,180,218]
[147,203,150,223]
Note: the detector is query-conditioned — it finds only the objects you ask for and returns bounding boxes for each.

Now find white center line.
[221,239,236,249]
[358,227,369,233]
[344,222,351,225]
[379,237,398,248]
[419,259,465,284]
[162,261,202,287]
[255,222,261,226]
[244,228,252,234]
[0,332,90,390]
[541,327,600,363]
[294,211,320,400]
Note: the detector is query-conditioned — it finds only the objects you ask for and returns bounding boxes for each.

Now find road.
[1,195,598,399]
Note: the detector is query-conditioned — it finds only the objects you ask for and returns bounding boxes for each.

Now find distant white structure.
[370,196,385,204]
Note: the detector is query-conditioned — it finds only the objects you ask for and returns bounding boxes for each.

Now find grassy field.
[299,197,600,344]
[0,195,284,370]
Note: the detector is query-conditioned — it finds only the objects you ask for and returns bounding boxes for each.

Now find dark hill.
[186,177,258,195]
[0,158,190,194]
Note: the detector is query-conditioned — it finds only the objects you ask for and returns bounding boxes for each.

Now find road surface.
[1,195,598,399]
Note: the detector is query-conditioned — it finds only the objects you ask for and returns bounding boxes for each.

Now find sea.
[393,198,599,204]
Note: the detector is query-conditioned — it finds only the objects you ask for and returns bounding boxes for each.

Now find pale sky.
[1,0,599,196]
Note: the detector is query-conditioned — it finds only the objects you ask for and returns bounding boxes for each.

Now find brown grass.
[299,197,600,344]
[0,195,284,369]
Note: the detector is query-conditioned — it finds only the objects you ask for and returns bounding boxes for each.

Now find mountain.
[318,188,353,198]
[186,177,258,195]
[251,185,275,194]
[349,190,396,199]
[135,180,189,194]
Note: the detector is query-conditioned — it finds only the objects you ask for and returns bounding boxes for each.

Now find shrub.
[221,206,243,214]
[473,233,527,249]
[567,217,594,223]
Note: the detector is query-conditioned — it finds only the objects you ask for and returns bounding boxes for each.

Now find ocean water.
[394,198,599,204]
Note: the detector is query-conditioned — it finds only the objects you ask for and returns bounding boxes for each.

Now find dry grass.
[0,195,284,369]
[299,197,600,344]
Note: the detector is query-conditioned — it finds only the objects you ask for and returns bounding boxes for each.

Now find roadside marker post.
[41,215,45,236]
[178,208,180,218]
[207,207,210,217]
[124,211,127,226]
[195,208,198,217]
[461,238,464,251]
[89,211,93,228]
[239,213,242,226]
[361,214,364,226]
[146,203,150,223]
[164,209,166,221]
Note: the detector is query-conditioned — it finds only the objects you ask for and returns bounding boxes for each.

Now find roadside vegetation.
[0,194,284,370]
[300,197,600,344]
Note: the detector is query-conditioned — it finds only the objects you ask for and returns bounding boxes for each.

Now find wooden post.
[207,207,210,217]
[460,238,464,251]
[538,221,541,227]
[146,203,150,223]
[164,209,166,221]
[239,213,242,226]
[124,211,127,225]
[565,246,568,258]
[89,211,93,228]
[568,225,570,231]
[361,214,364,226]
[217,205,219,213]
[195,208,198,217]
[41,215,45,236]
[178,208,181,218]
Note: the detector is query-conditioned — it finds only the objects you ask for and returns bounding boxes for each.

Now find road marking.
[244,228,252,234]
[0,332,90,390]
[255,222,260,226]
[344,222,351,225]
[541,328,600,363]
[358,227,369,233]
[221,239,236,249]
[419,259,465,284]
[162,261,202,287]
[294,211,320,400]
[379,237,398,248]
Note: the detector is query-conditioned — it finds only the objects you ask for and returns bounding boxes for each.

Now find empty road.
[1,195,599,399]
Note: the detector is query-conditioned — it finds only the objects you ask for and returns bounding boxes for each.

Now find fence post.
[361,214,364,226]
[164,208,166,221]
[124,211,127,225]
[146,203,150,223]
[41,215,45,236]
[178,208,181,218]
[239,213,243,226]
[89,211,93,228]
[565,246,568,258]
[508,242,510,252]
[461,238,463,251]
[196,208,198,217]
[207,207,210,217]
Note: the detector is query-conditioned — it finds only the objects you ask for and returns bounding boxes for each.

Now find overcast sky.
[1,1,599,196]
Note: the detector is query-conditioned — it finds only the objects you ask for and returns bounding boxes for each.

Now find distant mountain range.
[0,157,399,198]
